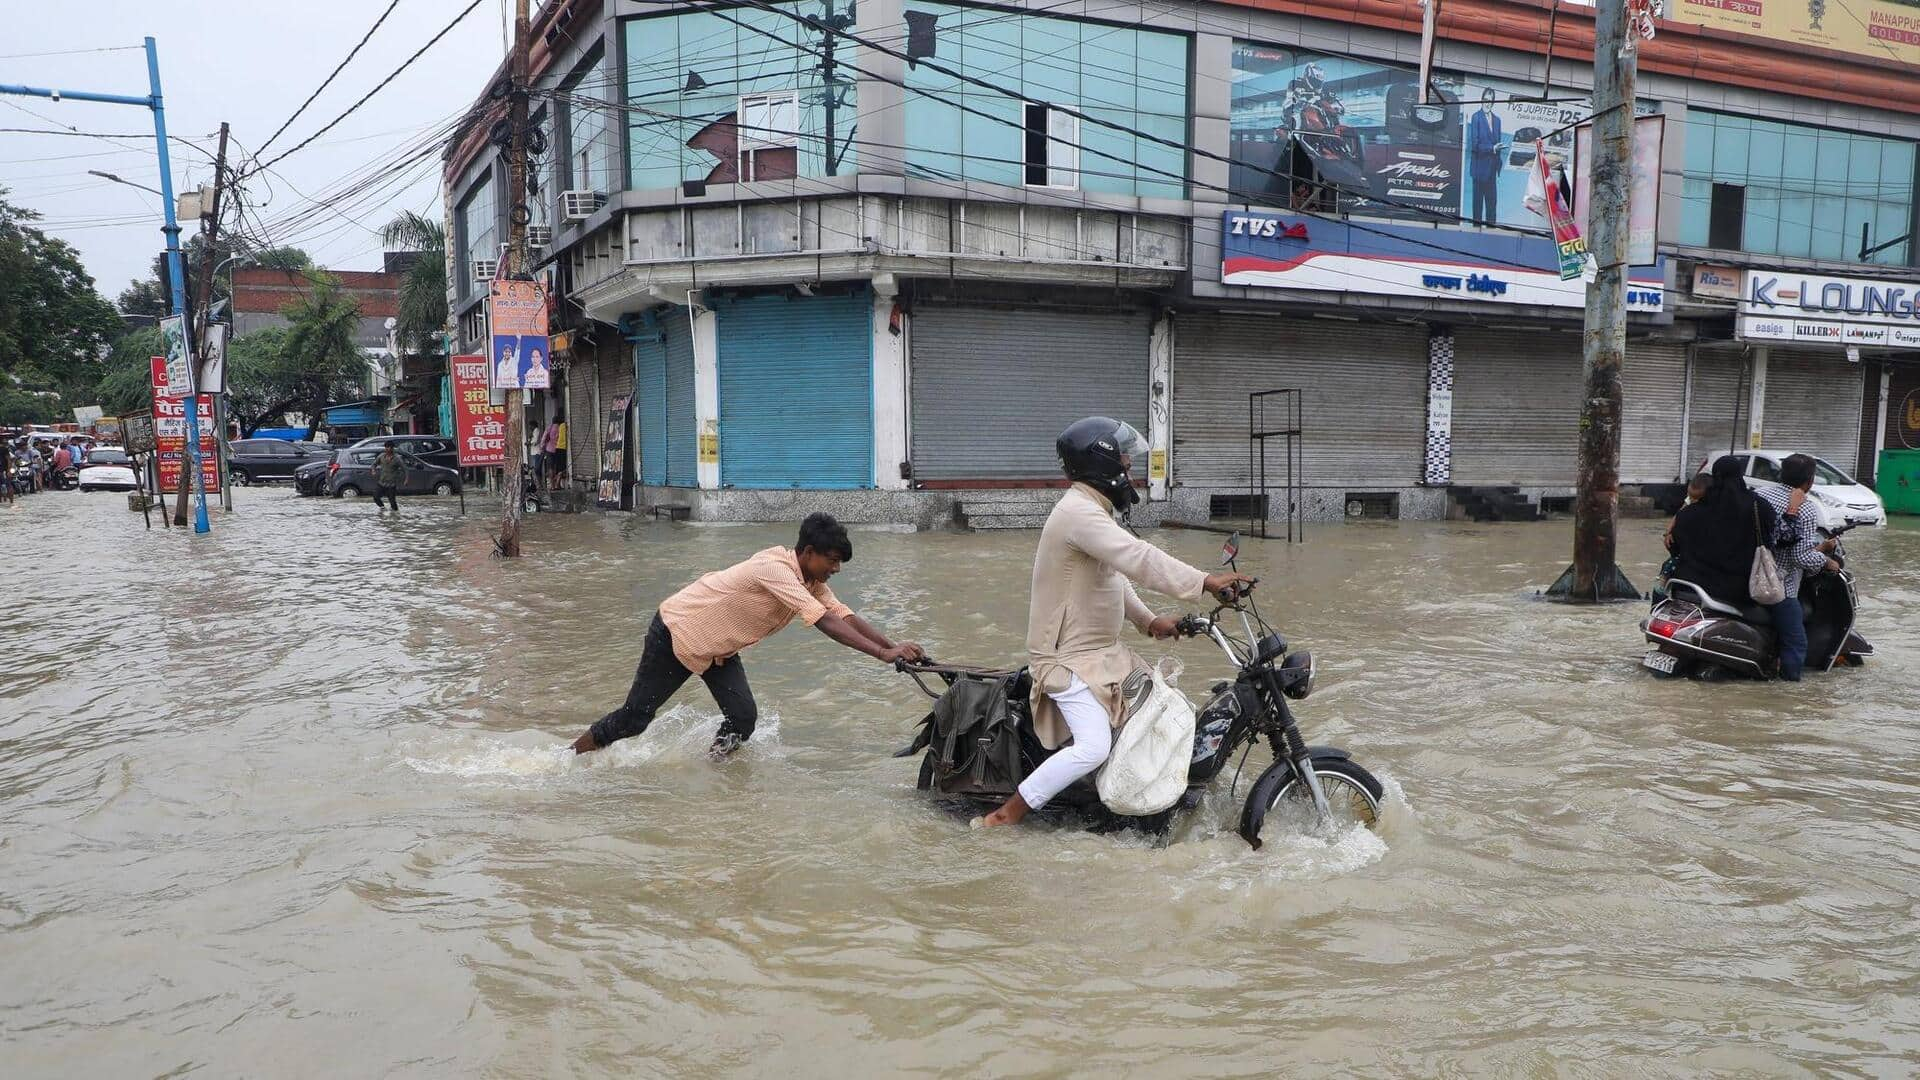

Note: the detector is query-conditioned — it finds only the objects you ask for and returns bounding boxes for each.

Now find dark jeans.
[1471,172,1498,223]
[375,485,400,510]
[1771,596,1808,681]
[589,614,757,748]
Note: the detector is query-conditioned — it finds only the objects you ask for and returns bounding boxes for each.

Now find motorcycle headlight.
[1279,650,1314,700]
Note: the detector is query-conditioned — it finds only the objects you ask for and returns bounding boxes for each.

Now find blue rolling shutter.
[663,309,698,486]
[635,334,668,485]
[717,292,873,489]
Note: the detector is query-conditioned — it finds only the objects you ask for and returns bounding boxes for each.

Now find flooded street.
[5,489,1919,1076]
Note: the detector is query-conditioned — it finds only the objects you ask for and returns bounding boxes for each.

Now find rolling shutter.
[663,309,698,486]
[1449,328,1583,485]
[566,361,597,481]
[1686,348,1750,474]
[635,333,668,485]
[1763,348,1866,474]
[718,292,873,488]
[1171,315,1427,488]
[911,306,1150,479]
[1619,341,1689,484]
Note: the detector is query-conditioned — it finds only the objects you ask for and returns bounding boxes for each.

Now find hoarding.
[1572,116,1666,267]
[488,280,550,391]
[1667,0,1920,67]
[1737,269,1920,350]
[450,354,508,466]
[149,357,220,492]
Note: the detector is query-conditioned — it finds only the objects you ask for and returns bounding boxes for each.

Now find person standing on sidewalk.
[1755,453,1840,681]
[571,513,925,761]
[373,441,406,513]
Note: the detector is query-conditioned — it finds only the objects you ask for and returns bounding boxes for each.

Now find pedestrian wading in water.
[571,513,925,760]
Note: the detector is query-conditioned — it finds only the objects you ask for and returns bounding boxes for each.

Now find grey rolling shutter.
[1619,342,1689,484]
[567,361,597,481]
[911,306,1150,480]
[1449,328,1583,485]
[1172,315,1427,488]
[1763,349,1866,474]
[1687,349,1750,474]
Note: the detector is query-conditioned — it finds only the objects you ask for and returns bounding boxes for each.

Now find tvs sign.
[1738,270,1920,351]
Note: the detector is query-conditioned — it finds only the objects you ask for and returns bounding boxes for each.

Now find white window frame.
[1023,102,1079,191]
[737,91,799,182]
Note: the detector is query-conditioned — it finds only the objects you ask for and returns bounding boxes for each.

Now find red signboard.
[149,356,221,493]
[450,354,507,467]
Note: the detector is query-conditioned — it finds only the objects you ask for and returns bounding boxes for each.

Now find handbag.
[1748,503,1787,605]
[1097,658,1197,816]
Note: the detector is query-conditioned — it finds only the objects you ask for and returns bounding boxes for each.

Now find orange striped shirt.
[657,546,854,673]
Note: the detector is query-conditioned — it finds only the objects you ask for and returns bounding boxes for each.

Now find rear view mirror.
[1221,531,1240,567]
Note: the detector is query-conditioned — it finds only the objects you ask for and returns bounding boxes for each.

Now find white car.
[1699,450,1886,528]
[76,446,139,492]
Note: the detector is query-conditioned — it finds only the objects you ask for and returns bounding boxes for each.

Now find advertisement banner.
[450,354,508,466]
[1219,210,1667,312]
[1668,0,1920,67]
[488,280,550,391]
[1573,115,1666,267]
[597,394,631,509]
[148,357,220,493]
[1737,270,1920,350]
[198,323,229,395]
[159,314,191,396]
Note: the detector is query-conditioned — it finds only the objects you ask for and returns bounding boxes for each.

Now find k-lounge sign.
[1738,270,1920,351]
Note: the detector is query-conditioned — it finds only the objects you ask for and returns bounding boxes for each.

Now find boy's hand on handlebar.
[1204,572,1256,602]
[1146,615,1181,640]
[881,644,924,664]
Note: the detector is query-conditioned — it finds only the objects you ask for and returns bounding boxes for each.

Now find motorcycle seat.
[1667,579,1772,627]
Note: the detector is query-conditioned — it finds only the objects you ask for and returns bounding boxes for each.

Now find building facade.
[443,0,1919,525]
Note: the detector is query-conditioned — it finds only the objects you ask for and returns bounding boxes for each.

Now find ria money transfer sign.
[488,280,551,391]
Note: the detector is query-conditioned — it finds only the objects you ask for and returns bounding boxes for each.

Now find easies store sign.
[1738,271,1920,351]
[1220,211,1666,312]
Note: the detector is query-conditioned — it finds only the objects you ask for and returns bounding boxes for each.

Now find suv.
[227,437,332,485]
[344,435,458,472]
[327,447,463,497]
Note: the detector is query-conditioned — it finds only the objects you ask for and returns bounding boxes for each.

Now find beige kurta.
[1027,483,1211,749]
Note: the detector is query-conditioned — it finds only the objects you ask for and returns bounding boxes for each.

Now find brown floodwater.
[3,488,1918,1076]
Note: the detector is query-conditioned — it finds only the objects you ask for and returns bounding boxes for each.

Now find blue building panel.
[716,292,873,489]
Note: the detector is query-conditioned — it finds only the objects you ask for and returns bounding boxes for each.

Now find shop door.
[1763,348,1867,474]
[635,333,668,485]
[663,309,697,486]
[1686,348,1750,472]
[1450,328,1583,485]
[1619,342,1689,484]
[911,306,1150,480]
[718,292,873,488]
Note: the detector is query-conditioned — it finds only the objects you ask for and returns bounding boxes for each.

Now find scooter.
[1641,523,1873,679]
[895,535,1385,848]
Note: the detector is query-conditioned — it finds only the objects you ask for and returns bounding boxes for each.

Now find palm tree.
[281,274,368,438]
[380,211,448,358]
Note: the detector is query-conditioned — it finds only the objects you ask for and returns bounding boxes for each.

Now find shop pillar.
[690,292,720,489]
[1747,347,1769,450]
[1148,311,1173,502]
[872,274,909,491]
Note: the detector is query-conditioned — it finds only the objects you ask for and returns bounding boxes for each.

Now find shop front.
[714,290,874,490]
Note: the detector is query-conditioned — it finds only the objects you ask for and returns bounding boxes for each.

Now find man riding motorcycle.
[976,417,1252,828]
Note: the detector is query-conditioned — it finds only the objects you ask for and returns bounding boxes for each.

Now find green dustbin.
[1878,450,1920,516]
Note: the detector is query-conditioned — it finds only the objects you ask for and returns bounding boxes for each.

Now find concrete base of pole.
[1544,562,1641,603]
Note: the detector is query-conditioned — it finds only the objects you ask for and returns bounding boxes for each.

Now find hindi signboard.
[149,357,220,493]
[451,354,508,466]
[488,280,551,391]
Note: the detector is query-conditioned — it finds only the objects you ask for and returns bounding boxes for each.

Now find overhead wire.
[253,0,408,158]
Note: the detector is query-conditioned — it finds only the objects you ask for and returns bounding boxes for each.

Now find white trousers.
[1016,675,1112,810]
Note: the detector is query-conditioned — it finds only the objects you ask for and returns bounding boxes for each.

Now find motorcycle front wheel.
[1238,758,1383,848]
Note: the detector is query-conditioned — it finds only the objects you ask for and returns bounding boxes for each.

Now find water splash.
[393,709,785,782]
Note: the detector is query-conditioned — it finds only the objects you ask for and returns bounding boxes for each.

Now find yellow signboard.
[1149,448,1167,480]
[1669,0,1920,67]
[698,420,719,464]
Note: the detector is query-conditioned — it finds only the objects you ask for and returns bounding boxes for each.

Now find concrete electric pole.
[1548,0,1640,602]
[175,122,230,527]
[496,0,532,557]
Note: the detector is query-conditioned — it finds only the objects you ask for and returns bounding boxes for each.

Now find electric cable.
[253,0,408,158]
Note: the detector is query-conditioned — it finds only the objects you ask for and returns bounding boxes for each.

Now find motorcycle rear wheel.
[1241,758,1383,846]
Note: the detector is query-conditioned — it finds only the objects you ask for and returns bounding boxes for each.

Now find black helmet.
[1057,416,1146,510]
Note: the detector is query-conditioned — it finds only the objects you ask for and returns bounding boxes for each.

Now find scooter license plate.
[1642,651,1678,674]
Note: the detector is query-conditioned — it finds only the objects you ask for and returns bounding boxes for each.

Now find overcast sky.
[3,1,509,303]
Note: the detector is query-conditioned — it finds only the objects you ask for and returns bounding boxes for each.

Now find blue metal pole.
[145,36,209,533]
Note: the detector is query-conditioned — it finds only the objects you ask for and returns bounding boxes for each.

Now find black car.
[293,457,331,496]
[327,448,463,497]
[227,437,333,485]
[343,435,458,472]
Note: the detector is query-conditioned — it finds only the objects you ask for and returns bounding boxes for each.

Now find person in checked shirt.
[1756,453,1841,682]
[571,513,925,760]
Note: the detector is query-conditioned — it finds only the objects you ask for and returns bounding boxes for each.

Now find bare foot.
[978,792,1031,827]
[571,731,599,755]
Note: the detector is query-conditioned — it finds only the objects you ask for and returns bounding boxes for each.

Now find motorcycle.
[51,466,79,491]
[1641,523,1873,679]
[895,535,1385,849]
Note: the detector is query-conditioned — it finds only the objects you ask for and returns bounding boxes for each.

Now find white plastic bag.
[1097,658,1197,816]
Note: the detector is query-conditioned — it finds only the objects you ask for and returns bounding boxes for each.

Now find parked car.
[1699,449,1886,528]
[327,448,463,497]
[293,458,331,496]
[343,435,458,472]
[77,446,139,492]
[226,437,332,485]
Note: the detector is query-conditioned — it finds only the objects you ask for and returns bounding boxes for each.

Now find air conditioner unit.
[561,189,605,221]
[471,258,498,283]
[526,224,553,249]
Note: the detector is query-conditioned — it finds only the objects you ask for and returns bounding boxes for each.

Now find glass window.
[1684,109,1915,266]
[1749,456,1780,482]
[565,54,617,192]
[1813,458,1855,486]
[457,175,496,299]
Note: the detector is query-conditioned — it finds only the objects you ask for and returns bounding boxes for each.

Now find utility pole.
[175,123,230,527]
[1548,0,1639,602]
[817,0,852,175]
[497,0,532,557]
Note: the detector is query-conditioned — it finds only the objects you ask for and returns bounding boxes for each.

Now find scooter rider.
[978,417,1252,828]
[1754,453,1842,681]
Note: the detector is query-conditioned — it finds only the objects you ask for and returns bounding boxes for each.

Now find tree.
[95,326,165,418]
[113,235,311,316]
[225,326,302,436]
[250,246,312,272]
[380,211,447,357]
[280,275,370,437]
[0,188,122,410]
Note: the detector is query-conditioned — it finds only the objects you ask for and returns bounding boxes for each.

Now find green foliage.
[0,189,122,408]
[95,327,166,418]
[279,275,370,436]
[113,235,312,317]
[380,212,447,357]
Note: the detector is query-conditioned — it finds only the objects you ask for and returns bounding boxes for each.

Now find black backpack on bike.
[905,669,1035,798]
